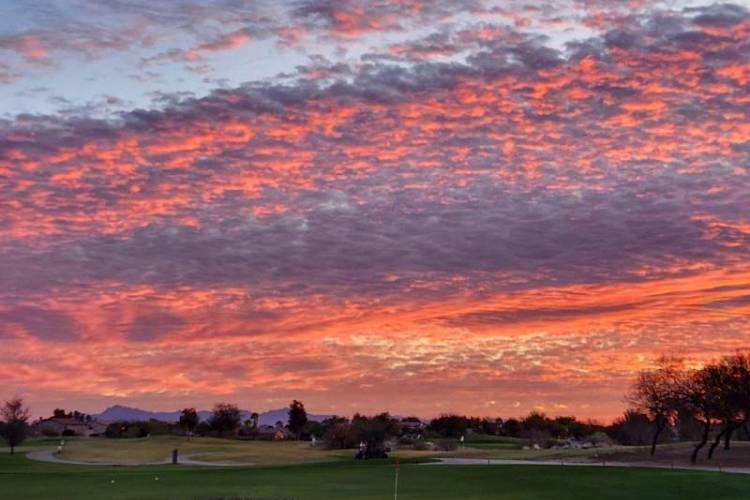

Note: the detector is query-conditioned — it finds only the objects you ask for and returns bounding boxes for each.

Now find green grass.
[443,434,623,460]
[19,434,616,466]
[460,434,521,451]
[443,443,622,461]
[51,435,354,465]
[3,440,750,499]
[464,434,523,445]
[461,445,625,460]
[23,436,442,465]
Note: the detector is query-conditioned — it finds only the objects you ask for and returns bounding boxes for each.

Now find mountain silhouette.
[94,404,333,425]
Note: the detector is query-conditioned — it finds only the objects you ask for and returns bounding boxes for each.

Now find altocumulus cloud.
[0,1,749,419]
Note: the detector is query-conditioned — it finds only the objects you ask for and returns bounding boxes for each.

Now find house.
[35,417,106,437]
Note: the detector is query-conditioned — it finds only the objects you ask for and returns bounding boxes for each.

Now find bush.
[435,438,459,451]
[104,420,151,438]
[545,438,560,449]
[586,431,613,447]
[398,436,416,446]
[521,429,550,448]
[501,418,522,437]
[237,427,258,439]
[41,428,59,437]
[413,441,431,451]
[195,422,211,437]
[62,429,77,436]
[608,411,653,445]
[145,419,173,436]
[324,421,353,449]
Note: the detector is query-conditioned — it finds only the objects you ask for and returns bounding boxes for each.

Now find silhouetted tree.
[428,415,468,438]
[724,354,750,450]
[501,418,522,437]
[519,411,551,447]
[352,413,399,459]
[672,402,702,441]
[1,397,31,455]
[703,354,750,458]
[609,410,653,446]
[208,403,241,437]
[521,411,547,431]
[720,354,750,452]
[288,400,308,439]
[679,365,725,464]
[304,420,324,439]
[628,358,682,456]
[179,408,199,439]
[322,416,351,449]
[195,421,211,437]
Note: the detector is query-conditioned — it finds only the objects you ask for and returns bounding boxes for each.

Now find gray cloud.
[127,310,185,342]
[0,306,80,341]
[1,176,746,301]
[439,302,647,328]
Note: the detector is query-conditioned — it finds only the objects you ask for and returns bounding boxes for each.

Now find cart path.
[26,449,248,467]
[425,457,750,475]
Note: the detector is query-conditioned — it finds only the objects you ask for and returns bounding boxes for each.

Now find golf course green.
[3,438,750,499]
[5,437,750,500]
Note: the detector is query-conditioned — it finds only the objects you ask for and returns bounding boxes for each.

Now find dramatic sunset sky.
[1,0,750,421]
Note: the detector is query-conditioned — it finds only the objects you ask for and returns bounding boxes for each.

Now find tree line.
[628,353,750,463]
[106,400,310,440]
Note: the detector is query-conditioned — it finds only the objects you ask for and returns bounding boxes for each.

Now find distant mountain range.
[94,404,333,426]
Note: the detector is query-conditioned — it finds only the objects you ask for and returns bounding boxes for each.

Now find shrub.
[608,410,653,445]
[521,429,550,448]
[435,438,459,451]
[398,436,416,446]
[586,431,613,447]
[104,420,150,438]
[324,421,353,449]
[41,428,60,437]
[195,422,211,437]
[413,441,431,451]
[501,418,522,437]
[237,427,258,439]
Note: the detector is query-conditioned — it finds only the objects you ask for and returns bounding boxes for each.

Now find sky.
[1,0,750,421]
